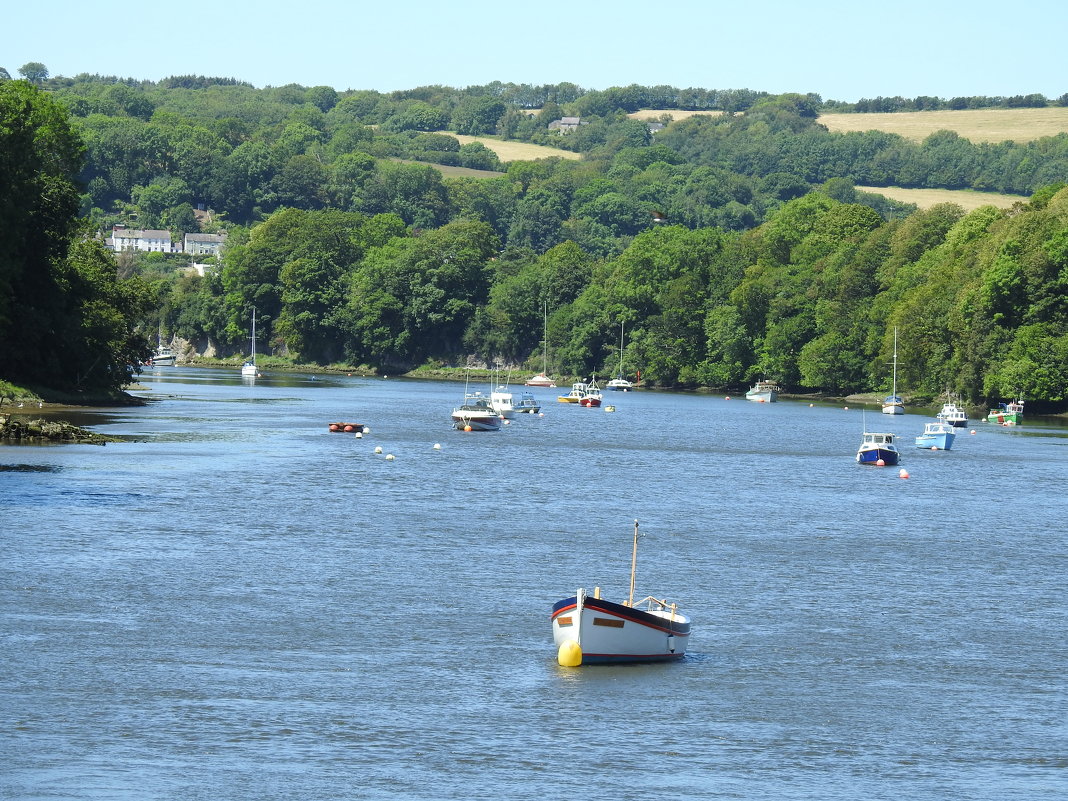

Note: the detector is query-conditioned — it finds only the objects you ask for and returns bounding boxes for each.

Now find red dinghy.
[328,422,367,433]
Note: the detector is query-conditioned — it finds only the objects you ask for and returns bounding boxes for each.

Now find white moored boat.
[745,379,779,403]
[551,520,691,666]
[241,306,260,377]
[451,391,502,431]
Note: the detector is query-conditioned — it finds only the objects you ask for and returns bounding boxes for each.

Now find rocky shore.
[0,416,114,445]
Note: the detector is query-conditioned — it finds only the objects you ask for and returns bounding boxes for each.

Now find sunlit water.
[2,368,1066,800]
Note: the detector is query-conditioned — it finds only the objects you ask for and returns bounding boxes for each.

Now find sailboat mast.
[542,302,548,376]
[627,519,639,607]
[892,326,898,395]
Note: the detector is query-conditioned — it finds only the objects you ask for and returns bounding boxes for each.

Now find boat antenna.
[628,519,639,607]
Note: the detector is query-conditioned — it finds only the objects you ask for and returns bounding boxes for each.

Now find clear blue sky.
[6,0,1064,102]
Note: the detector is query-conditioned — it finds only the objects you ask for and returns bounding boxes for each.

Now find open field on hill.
[819,108,1068,143]
[390,158,504,178]
[857,186,1029,211]
[628,109,726,121]
[450,135,582,162]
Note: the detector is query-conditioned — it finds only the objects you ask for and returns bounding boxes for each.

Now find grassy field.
[450,135,582,162]
[819,108,1068,143]
[856,186,1029,211]
[389,158,504,178]
[627,109,727,121]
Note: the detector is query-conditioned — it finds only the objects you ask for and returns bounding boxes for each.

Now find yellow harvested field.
[450,135,582,162]
[628,109,726,121]
[856,186,1029,211]
[819,108,1068,143]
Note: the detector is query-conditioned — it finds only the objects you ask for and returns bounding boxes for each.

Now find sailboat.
[525,303,556,387]
[551,520,691,666]
[151,323,176,366]
[881,327,904,415]
[606,321,635,391]
[241,306,260,377]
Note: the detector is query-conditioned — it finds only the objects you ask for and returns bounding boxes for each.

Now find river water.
[2,368,1065,800]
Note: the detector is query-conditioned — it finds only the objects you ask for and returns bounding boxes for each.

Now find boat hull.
[525,374,556,388]
[149,356,176,367]
[915,433,954,450]
[551,593,690,665]
[451,412,501,431]
[857,446,899,465]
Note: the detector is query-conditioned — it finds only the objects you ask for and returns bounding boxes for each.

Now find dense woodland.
[2,67,1067,409]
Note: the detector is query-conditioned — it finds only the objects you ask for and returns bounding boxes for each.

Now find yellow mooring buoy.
[557,641,582,667]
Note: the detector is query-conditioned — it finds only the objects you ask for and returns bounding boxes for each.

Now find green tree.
[18,62,49,83]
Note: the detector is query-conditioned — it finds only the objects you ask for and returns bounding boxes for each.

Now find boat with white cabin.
[513,391,541,414]
[936,394,968,427]
[915,421,955,450]
[558,382,587,403]
[745,379,779,403]
[150,324,176,366]
[579,375,603,407]
[987,398,1024,425]
[551,520,691,666]
[489,386,516,419]
[856,431,899,465]
[451,390,502,431]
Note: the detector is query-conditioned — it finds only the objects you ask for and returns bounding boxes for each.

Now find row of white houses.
[105,226,227,256]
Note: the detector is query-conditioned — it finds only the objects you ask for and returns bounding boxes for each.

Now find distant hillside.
[818,108,1068,143]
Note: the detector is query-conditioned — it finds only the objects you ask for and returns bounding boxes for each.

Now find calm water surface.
[2,368,1066,800]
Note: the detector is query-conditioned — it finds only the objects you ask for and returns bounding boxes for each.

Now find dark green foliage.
[0,82,152,391]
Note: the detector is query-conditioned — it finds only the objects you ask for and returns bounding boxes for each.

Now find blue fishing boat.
[856,431,899,465]
[915,421,955,450]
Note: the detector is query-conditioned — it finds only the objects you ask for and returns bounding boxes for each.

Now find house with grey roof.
[547,116,585,133]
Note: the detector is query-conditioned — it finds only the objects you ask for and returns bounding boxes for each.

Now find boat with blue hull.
[856,431,899,465]
[915,421,955,450]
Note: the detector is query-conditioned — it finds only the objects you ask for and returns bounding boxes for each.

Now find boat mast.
[627,519,639,607]
[618,320,625,379]
[542,301,549,377]
[891,326,898,397]
[250,306,256,363]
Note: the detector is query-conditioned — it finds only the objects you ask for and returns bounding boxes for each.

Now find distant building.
[547,116,585,133]
[105,226,227,256]
[108,226,174,253]
[183,232,227,256]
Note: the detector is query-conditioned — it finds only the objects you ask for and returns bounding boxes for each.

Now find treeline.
[160,183,1068,409]
[0,82,152,394]
[825,93,1068,113]
[3,76,1068,408]
[24,76,1065,246]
